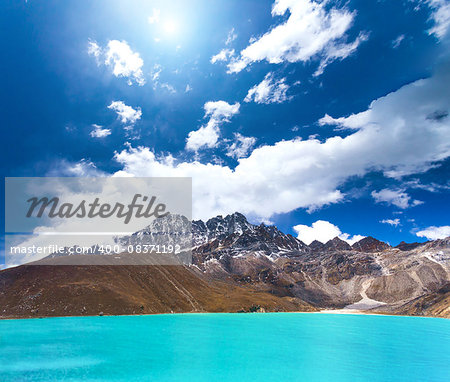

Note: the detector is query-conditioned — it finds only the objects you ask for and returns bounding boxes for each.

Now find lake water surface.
[0,313,449,381]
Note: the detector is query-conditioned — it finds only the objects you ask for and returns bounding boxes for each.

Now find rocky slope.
[1,212,449,318]
[375,283,450,318]
[0,264,315,318]
[188,213,450,317]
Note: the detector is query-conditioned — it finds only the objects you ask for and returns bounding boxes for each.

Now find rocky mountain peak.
[309,240,325,250]
[352,236,390,252]
[192,212,255,245]
[324,237,352,251]
[191,212,309,257]
[424,237,450,250]
[395,241,425,251]
[117,213,193,249]
[116,212,424,261]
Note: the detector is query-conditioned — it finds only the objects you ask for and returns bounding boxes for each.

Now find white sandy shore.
[318,309,369,315]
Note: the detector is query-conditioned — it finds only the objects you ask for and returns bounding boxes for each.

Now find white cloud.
[123,126,141,140]
[404,179,450,192]
[211,49,235,64]
[318,110,371,130]
[392,34,405,49]
[313,33,368,76]
[226,133,257,159]
[416,225,450,240]
[228,0,366,74]
[210,28,238,64]
[87,40,102,62]
[149,64,176,93]
[204,100,240,120]
[90,124,111,138]
[65,125,76,133]
[244,72,291,104]
[105,40,145,86]
[108,101,142,124]
[293,220,364,245]
[46,158,106,177]
[380,218,401,227]
[371,189,423,209]
[148,8,161,24]
[185,120,221,152]
[318,62,450,178]
[161,83,176,93]
[65,159,104,177]
[340,234,366,246]
[186,101,240,151]
[185,84,193,93]
[151,64,162,82]
[113,64,450,221]
[423,0,450,39]
[226,28,237,45]
[88,40,145,86]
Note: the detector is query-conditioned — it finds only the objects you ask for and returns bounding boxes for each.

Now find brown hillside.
[0,264,316,319]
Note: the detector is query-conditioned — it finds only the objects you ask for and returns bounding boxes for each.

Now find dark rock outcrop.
[324,237,352,251]
[352,236,390,252]
[395,241,426,251]
[309,240,325,251]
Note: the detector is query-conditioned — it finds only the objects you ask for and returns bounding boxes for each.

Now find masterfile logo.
[26,194,170,224]
[4,177,192,266]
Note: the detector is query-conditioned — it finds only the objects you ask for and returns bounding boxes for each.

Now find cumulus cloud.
[204,100,240,120]
[186,101,240,152]
[113,63,450,220]
[88,40,145,86]
[380,218,401,227]
[318,62,450,178]
[244,72,291,104]
[416,225,450,240]
[228,0,366,74]
[185,120,221,152]
[226,133,257,159]
[211,49,235,64]
[371,189,423,209]
[108,101,142,124]
[293,220,364,245]
[104,40,145,86]
[89,124,111,138]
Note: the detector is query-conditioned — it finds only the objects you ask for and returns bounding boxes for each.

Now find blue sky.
[1,0,450,250]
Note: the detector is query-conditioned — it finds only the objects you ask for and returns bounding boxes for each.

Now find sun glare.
[163,20,178,35]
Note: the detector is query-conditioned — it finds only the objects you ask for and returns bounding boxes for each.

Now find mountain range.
[1,212,449,318]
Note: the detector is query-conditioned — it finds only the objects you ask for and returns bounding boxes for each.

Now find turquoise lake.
[0,313,449,381]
